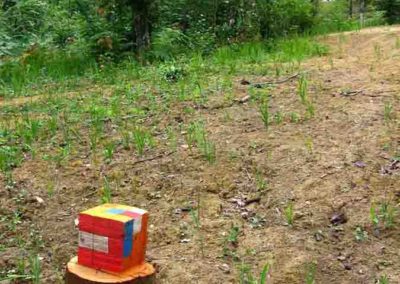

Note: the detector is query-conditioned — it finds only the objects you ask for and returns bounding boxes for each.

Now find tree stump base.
[65,257,156,284]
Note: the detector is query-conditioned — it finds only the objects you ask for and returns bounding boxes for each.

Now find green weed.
[380,201,396,229]
[103,142,116,163]
[374,43,382,60]
[238,263,271,284]
[370,202,380,228]
[100,177,112,204]
[305,137,314,154]
[290,112,300,123]
[396,37,400,49]
[354,226,368,242]
[274,111,283,124]
[284,202,294,226]
[259,99,270,130]
[30,255,41,284]
[305,262,317,284]
[255,170,267,192]
[377,275,389,284]
[132,127,154,156]
[384,102,393,122]
[298,74,309,105]
[186,121,216,163]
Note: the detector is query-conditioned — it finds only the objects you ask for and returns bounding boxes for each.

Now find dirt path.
[1,26,399,283]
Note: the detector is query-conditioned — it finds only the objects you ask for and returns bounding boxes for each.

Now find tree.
[132,0,153,54]
[376,0,400,24]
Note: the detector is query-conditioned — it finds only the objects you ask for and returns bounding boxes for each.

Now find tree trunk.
[359,0,365,27]
[132,0,151,54]
[65,257,156,284]
[349,0,353,18]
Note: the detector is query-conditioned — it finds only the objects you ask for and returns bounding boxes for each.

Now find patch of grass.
[132,127,154,156]
[238,263,271,284]
[186,121,216,163]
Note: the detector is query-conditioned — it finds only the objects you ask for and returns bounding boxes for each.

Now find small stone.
[330,212,348,226]
[180,239,191,243]
[219,263,231,274]
[34,196,44,204]
[343,262,352,270]
[314,230,324,242]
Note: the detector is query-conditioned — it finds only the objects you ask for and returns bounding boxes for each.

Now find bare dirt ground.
[1,26,400,283]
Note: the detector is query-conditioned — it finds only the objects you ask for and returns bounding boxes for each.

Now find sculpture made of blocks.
[77,204,148,273]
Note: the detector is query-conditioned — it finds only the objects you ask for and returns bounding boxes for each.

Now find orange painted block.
[77,204,148,272]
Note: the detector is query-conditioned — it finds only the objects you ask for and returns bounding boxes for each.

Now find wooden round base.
[65,257,156,284]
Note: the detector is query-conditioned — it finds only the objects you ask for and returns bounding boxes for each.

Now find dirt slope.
[1,26,400,283]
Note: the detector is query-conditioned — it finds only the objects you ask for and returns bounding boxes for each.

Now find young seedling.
[186,121,216,163]
[354,226,368,242]
[274,111,283,124]
[377,275,389,284]
[121,131,131,150]
[298,74,309,105]
[284,202,294,226]
[103,141,116,163]
[380,201,396,229]
[132,127,153,156]
[305,262,317,284]
[30,254,41,284]
[289,112,300,123]
[306,101,315,118]
[305,137,314,155]
[166,126,177,150]
[100,177,112,204]
[374,43,382,60]
[384,102,393,122]
[370,202,379,229]
[238,262,271,284]
[255,170,267,192]
[259,99,270,129]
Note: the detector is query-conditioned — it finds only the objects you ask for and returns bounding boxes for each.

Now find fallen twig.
[242,73,301,88]
[132,151,176,166]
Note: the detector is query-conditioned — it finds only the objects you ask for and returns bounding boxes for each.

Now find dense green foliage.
[0,0,396,97]
[0,0,395,59]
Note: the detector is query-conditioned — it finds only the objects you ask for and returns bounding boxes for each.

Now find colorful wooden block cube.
[77,204,148,272]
